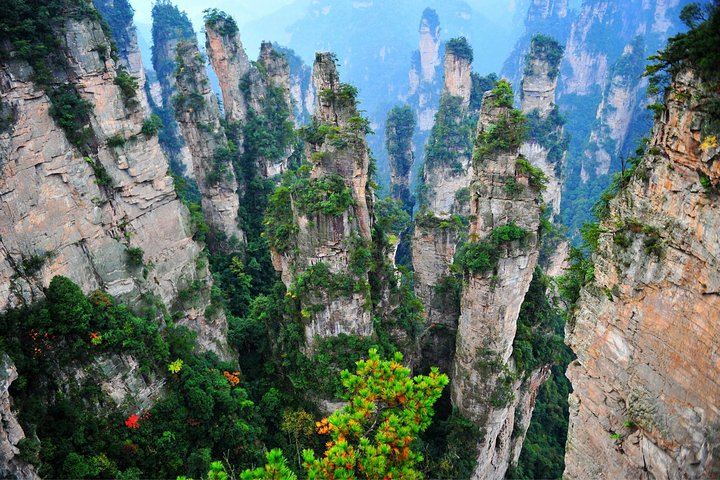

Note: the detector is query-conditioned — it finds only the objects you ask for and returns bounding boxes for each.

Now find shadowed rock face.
[565,70,720,480]
[270,53,374,351]
[0,17,228,352]
[92,0,150,113]
[173,39,244,250]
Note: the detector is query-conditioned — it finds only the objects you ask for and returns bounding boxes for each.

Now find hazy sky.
[128,0,561,64]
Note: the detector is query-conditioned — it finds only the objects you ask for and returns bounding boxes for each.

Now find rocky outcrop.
[520,34,565,219]
[270,53,374,351]
[173,39,245,248]
[386,105,416,213]
[443,45,473,110]
[412,44,477,375]
[204,15,251,124]
[149,0,195,176]
[451,86,544,480]
[501,0,570,90]
[583,36,646,177]
[205,13,294,177]
[406,8,442,133]
[564,70,720,480]
[92,0,150,112]
[277,46,315,126]
[417,8,441,85]
[0,355,38,480]
[0,16,226,356]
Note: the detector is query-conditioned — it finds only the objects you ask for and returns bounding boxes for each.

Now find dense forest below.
[0,0,718,479]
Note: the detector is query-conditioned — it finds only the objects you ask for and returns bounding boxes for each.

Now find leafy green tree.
[239,350,448,479]
[240,450,297,480]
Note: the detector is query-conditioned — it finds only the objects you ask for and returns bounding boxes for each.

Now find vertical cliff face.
[520,34,565,218]
[501,0,571,90]
[564,70,720,480]
[92,0,150,112]
[417,8,441,85]
[268,53,374,351]
[150,1,195,176]
[386,106,416,213]
[0,15,226,355]
[173,39,245,249]
[406,8,443,133]
[204,15,251,125]
[205,13,294,178]
[443,43,473,110]
[277,46,316,126]
[583,36,647,176]
[0,355,38,480]
[451,86,544,480]
[411,43,476,375]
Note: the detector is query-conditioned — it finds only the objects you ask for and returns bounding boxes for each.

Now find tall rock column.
[92,0,150,112]
[150,0,195,176]
[204,12,251,124]
[204,11,295,177]
[386,105,416,213]
[406,8,443,134]
[267,53,374,351]
[451,83,544,480]
[173,40,244,248]
[564,70,720,480]
[412,39,476,374]
[518,34,569,276]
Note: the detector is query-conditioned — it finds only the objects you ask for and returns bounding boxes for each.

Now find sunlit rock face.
[565,70,720,480]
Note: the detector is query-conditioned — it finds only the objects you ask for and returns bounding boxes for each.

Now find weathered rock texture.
[520,34,565,218]
[451,89,544,480]
[204,17,251,124]
[583,36,647,177]
[405,8,442,133]
[92,0,150,112]
[501,0,570,90]
[412,46,476,375]
[205,14,295,177]
[271,53,374,351]
[565,71,720,480]
[0,16,226,356]
[279,46,315,126]
[173,39,245,248]
[0,355,38,480]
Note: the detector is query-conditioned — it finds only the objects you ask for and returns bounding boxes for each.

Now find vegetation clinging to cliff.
[525,34,564,80]
[203,8,239,36]
[645,1,720,86]
[445,36,474,63]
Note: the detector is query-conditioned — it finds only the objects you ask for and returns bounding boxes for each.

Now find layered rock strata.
[0,16,227,353]
[564,70,720,480]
